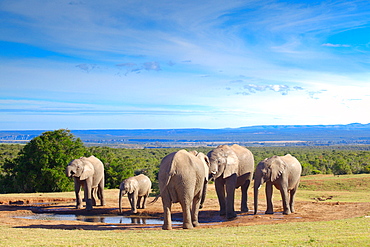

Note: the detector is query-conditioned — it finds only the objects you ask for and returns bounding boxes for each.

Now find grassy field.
[0,174,369,246]
[0,217,369,246]
[297,174,370,203]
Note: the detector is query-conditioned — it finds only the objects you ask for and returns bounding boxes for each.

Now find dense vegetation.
[0,129,370,193]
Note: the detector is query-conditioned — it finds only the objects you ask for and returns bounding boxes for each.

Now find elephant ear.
[127,179,138,194]
[223,151,239,179]
[80,161,94,180]
[197,152,210,181]
[270,156,287,182]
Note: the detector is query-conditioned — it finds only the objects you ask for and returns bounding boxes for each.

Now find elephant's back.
[138,175,152,195]
[285,155,302,188]
[85,156,104,187]
[158,150,203,202]
[231,145,254,174]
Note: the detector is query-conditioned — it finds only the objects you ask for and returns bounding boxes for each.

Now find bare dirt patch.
[1,188,369,231]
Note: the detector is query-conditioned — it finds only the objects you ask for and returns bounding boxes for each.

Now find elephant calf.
[254,154,302,215]
[119,174,152,214]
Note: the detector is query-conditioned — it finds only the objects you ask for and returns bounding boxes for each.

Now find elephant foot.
[241,206,249,212]
[183,222,194,229]
[283,210,291,215]
[76,205,83,209]
[226,212,237,220]
[192,221,200,227]
[162,224,172,230]
[265,211,274,215]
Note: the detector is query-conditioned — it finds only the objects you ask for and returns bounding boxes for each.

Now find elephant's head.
[66,158,94,181]
[207,145,239,179]
[253,156,287,214]
[119,178,138,213]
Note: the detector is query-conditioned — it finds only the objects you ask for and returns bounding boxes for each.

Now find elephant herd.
[66,144,302,230]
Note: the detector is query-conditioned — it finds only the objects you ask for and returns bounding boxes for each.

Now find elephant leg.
[180,199,194,229]
[91,187,97,206]
[137,196,142,209]
[74,178,83,209]
[215,177,226,216]
[191,191,202,227]
[129,193,137,213]
[98,179,105,206]
[240,178,251,212]
[199,181,207,209]
[280,185,291,215]
[84,179,93,210]
[265,182,274,214]
[142,195,148,209]
[161,191,172,230]
[289,184,299,213]
[225,174,237,219]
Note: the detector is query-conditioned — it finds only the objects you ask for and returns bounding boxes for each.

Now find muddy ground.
[1,188,369,230]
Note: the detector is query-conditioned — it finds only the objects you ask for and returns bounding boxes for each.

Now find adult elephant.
[254,154,302,215]
[207,144,254,219]
[66,156,105,210]
[119,174,152,214]
[158,149,210,230]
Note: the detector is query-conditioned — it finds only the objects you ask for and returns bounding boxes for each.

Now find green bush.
[1,129,86,193]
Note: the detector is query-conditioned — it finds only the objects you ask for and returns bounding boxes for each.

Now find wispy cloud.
[115,61,161,75]
[75,64,99,73]
[235,84,304,96]
[322,43,351,48]
[1,0,370,129]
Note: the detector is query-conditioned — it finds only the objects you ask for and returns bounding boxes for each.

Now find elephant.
[158,149,210,230]
[66,155,105,210]
[118,174,152,214]
[207,144,254,219]
[254,154,302,215]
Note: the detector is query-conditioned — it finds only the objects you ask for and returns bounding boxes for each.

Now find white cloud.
[322,43,351,47]
[1,0,370,129]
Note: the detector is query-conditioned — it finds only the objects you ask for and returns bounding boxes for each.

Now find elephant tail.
[149,194,161,204]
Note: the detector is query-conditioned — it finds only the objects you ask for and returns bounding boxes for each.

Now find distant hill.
[1,123,370,147]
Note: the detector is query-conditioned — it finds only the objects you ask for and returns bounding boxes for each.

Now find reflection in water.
[127,217,147,224]
[15,214,182,225]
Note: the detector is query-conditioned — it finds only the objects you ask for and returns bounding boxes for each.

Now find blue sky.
[1,0,370,130]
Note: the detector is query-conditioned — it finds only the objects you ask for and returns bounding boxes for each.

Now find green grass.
[296,174,370,202]
[299,174,370,191]
[1,174,370,246]
[1,217,369,246]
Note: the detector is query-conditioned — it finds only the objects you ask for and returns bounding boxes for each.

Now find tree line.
[0,129,370,193]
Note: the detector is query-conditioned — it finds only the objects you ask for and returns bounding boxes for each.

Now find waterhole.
[15,214,183,225]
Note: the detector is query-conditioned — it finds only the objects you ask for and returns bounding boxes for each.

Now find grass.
[296,174,370,202]
[299,174,370,191]
[1,174,370,246]
[1,217,369,246]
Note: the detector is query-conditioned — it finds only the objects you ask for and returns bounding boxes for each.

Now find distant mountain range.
[1,123,370,147]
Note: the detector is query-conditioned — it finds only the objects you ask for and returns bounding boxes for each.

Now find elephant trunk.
[254,177,263,215]
[119,189,124,213]
[66,166,74,177]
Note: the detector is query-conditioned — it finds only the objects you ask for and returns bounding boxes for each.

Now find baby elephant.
[119,174,152,214]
